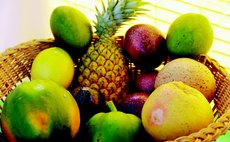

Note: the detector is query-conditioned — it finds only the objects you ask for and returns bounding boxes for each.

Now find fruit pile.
[0,0,219,142]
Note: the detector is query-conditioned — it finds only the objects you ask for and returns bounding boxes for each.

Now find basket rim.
[0,37,230,142]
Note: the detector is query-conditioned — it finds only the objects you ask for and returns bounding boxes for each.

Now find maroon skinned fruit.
[135,70,158,94]
[117,92,149,118]
[124,24,168,69]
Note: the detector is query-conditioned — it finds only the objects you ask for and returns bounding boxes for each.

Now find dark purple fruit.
[117,92,149,118]
[135,70,158,94]
[72,87,107,141]
[72,87,106,121]
[124,24,168,69]
[72,87,96,107]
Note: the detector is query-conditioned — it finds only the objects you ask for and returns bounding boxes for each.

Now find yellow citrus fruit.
[1,79,80,141]
[142,81,214,141]
[166,13,213,56]
[31,47,75,89]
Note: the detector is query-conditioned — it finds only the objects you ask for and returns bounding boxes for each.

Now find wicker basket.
[0,37,230,142]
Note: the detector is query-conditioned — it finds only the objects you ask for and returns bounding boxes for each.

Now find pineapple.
[77,0,148,104]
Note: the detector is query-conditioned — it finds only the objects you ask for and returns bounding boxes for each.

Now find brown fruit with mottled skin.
[155,58,216,102]
[124,24,168,69]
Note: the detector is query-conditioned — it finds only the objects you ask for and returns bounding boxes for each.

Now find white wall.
[0,0,229,72]
[0,0,53,52]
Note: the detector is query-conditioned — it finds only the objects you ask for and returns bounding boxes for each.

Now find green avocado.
[86,101,142,142]
[50,6,92,50]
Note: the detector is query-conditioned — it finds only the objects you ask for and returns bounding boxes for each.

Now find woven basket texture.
[0,37,230,142]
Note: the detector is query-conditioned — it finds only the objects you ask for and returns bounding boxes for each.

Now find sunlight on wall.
[48,0,230,73]
[0,0,229,73]
[0,0,52,52]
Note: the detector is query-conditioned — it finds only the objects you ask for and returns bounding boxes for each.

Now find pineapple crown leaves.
[94,0,150,38]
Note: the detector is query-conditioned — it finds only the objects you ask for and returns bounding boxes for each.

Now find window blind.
[50,0,230,73]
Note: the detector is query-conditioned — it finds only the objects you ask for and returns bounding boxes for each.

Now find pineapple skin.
[77,0,149,104]
[78,37,128,103]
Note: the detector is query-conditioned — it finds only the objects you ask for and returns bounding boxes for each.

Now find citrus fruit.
[154,58,216,102]
[142,81,214,141]
[166,13,213,56]
[50,6,92,50]
[1,79,80,141]
[31,47,75,89]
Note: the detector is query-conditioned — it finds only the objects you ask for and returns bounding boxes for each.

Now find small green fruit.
[166,13,213,56]
[87,101,142,142]
[50,6,92,50]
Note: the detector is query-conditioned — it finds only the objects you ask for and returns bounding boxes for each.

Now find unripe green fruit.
[50,6,92,50]
[1,79,80,142]
[87,101,142,142]
[166,13,213,56]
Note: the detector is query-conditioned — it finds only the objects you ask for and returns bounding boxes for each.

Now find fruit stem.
[106,101,117,112]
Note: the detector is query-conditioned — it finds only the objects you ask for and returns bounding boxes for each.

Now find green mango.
[50,6,92,50]
[166,13,213,57]
[86,101,142,142]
